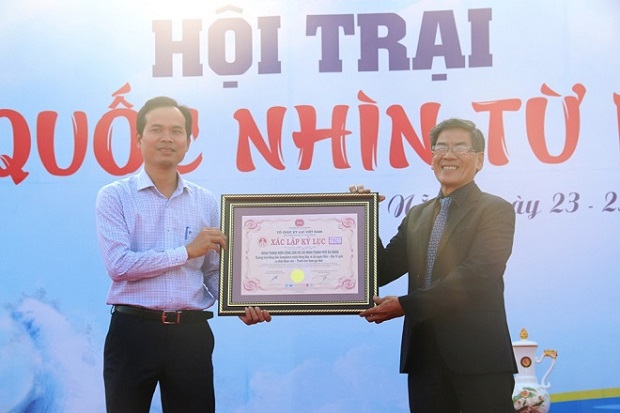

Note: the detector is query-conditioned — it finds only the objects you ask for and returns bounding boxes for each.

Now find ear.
[476,152,484,172]
[136,133,142,147]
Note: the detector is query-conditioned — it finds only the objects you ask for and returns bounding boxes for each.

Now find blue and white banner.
[1,1,619,412]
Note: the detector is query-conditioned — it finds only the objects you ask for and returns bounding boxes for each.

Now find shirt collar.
[437,181,476,206]
[136,168,190,196]
[136,168,154,191]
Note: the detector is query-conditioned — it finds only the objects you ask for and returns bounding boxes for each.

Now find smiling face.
[136,106,190,172]
[431,127,484,195]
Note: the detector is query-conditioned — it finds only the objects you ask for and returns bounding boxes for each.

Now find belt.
[112,305,213,324]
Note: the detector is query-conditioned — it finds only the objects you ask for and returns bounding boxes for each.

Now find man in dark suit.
[356,118,517,412]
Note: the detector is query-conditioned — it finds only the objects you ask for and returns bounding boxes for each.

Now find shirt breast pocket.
[180,226,200,244]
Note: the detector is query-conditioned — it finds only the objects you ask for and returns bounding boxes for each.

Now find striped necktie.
[424,197,452,288]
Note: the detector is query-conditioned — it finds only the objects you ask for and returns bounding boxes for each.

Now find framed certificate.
[218,193,378,315]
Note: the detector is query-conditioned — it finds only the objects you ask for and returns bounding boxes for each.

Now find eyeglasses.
[431,144,478,157]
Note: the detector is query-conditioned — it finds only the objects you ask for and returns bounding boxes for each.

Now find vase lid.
[512,328,538,347]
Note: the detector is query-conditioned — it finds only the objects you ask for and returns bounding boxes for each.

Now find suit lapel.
[436,185,481,254]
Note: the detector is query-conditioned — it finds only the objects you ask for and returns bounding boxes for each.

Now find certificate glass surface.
[219,193,378,315]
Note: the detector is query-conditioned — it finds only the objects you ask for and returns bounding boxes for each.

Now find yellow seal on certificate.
[290,268,305,283]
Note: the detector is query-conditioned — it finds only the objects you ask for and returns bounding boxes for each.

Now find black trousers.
[407,328,515,413]
[104,311,215,413]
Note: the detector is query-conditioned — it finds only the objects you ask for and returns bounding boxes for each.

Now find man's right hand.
[186,227,227,259]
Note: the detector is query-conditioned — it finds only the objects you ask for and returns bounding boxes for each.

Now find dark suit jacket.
[378,181,517,375]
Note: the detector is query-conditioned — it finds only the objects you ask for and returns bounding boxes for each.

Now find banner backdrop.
[1,1,619,412]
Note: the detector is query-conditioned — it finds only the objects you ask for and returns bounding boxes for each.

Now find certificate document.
[219,193,377,315]
[240,213,359,295]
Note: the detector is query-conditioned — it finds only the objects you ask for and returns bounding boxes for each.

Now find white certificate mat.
[240,213,359,295]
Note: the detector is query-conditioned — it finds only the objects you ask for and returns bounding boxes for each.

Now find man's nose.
[159,130,173,141]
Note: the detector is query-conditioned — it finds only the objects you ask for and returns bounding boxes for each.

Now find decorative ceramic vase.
[512,328,558,413]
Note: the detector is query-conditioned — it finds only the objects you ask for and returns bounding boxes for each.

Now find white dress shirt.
[96,169,220,310]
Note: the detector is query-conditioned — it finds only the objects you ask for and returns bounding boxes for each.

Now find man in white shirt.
[96,96,270,413]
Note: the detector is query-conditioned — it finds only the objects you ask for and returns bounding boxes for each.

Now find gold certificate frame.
[219,193,378,315]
